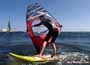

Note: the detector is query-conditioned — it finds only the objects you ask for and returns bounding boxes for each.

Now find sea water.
[0,32,90,65]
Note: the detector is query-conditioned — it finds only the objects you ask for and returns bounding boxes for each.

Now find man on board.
[28,12,62,57]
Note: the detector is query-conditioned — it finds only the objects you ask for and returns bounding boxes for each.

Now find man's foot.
[34,54,41,57]
[34,54,46,58]
[51,53,56,57]
[51,54,59,60]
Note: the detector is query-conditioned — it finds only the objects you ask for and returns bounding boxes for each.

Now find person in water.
[28,12,62,57]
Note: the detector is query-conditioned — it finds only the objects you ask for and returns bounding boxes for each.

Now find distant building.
[0,20,24,32]
[0,20,13,32]
[7,20,11,32]
[1,29,8,32]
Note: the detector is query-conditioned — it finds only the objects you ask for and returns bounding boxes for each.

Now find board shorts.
[44,28,58,44]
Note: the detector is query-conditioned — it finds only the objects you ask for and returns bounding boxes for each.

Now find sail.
[26,2,62,53]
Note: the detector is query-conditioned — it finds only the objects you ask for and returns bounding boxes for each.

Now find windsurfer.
[28,12,62,57]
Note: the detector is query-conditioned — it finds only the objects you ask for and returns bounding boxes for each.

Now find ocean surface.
[0,32,90,65]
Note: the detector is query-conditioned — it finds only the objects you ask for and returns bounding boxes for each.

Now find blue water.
[0,32,90,53]
[0,32,90,65]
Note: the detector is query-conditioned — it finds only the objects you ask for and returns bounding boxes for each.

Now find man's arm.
[28,12,47,21]
[32,22,42,27]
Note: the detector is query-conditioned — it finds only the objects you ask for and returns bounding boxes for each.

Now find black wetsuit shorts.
[44,28,58,43]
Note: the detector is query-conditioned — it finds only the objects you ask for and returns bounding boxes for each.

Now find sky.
[0,0,90,32]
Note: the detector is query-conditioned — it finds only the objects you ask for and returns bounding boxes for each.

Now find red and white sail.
[26,2,62,53]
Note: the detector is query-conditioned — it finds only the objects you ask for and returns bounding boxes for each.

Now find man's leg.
[48,37,56,56]
[39,41,47,56]
[51,43,57,57]
[39,31,51,56]
[50,30,58,57]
